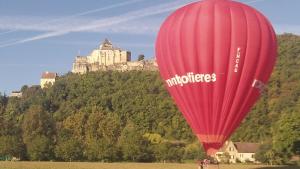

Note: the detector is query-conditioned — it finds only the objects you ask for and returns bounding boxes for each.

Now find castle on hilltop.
[72,39,157,74]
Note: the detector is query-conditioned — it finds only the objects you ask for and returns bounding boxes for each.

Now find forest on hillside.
[0,34,299,164]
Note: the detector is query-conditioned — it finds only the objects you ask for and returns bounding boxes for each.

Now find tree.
[54,138,84,161]
[22,105,55,160]
[0,94,24,159]
[272,111,300,162]
[118,122,154,162]
[62,112,87,142]
[85,137,120,161]
[26,135,52,161]
[255,142,273,164]
[138,54,145,61]
[0,93,7,114]
[154,141,184,162]
[85,112,121,161]
[0,136,24,159]
[183,142,206,160]
[1,34,300,162]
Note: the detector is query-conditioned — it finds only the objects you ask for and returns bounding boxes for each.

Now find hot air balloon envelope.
[155,0,277,155]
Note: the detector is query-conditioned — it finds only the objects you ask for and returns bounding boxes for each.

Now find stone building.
[9,91,22,98]
[40,72,58,89]
[72,39,131,74]
[72,39,157,74]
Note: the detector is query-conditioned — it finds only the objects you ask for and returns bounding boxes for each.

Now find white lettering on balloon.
[234,47,241,73]
[166,73,217,87]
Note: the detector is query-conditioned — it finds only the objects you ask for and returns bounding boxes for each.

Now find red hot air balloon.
[155,0,277,155]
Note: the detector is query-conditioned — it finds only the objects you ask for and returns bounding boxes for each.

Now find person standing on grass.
[197,160,204,169]
[203,158,210,168]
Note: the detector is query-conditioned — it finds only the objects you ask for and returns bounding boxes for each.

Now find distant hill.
[0,34,299,164]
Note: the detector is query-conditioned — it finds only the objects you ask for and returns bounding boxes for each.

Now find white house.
[215,141,260,163]
[40,72,58,89]
[9,91,22,98]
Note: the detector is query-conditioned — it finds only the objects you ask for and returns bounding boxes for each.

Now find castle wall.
[121,51,130,62]
[72,56,89,74]
[72,62,88,74]
[114,50,121,63]
[99,52,104,65]
[105,50,114,65]
[71,39,157,74]
[87,49,100,64]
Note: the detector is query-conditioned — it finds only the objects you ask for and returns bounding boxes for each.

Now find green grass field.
[0,162,299,169]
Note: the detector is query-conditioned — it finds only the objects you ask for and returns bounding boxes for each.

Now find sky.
[0,0,299,94]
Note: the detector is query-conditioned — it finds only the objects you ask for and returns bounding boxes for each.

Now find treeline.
[232,34,300,164]
[0,71,205,162]
[0,34,299,164]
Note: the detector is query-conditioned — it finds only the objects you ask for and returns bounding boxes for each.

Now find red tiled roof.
[41,72,57,79]
[234,142,260,153]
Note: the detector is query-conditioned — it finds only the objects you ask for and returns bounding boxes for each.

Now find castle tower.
[99,38,113,50]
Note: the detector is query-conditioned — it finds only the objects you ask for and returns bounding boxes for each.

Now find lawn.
[0,162,299,169]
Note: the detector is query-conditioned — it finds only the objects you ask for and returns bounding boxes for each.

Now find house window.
[231,155,235,159]
[240,154,243,158]
[251,154,254,158]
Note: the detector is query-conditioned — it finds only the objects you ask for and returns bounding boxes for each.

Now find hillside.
[233,34,300,140]
[0,34,299,164]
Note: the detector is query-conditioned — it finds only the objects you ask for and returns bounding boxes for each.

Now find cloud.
[0,0,196,48]
[0,0,267,35]
[0,16,93,33]
[0,0,273,48]
[0,16,161,35]
[0,0,270,34]
[0,0,145,36]
[43,39,155,49]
